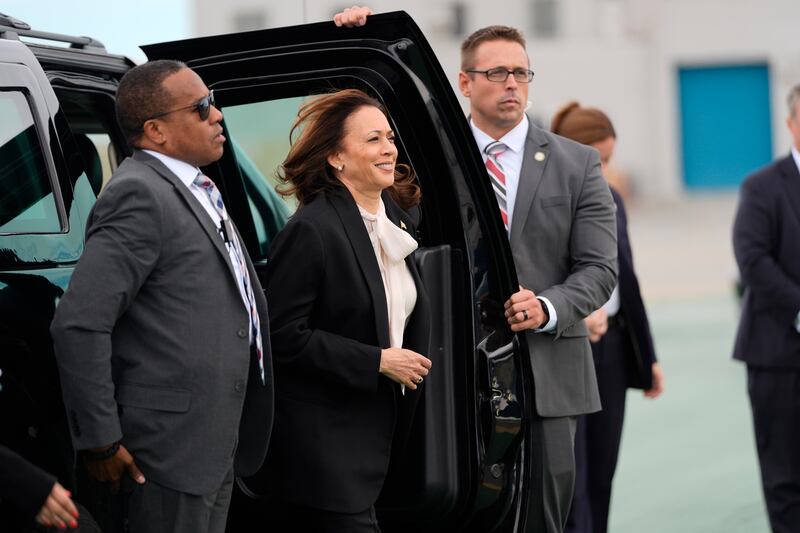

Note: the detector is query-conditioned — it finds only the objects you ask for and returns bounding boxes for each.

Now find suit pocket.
[540,195,571,208]
[116,382,192,413]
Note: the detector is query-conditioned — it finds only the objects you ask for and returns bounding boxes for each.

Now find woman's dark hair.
[550,101,616,146]
[276,88,421,209]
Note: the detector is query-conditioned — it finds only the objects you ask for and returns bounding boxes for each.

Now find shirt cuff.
[534,296,557,333]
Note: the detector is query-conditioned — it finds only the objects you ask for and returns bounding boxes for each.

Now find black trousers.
[565,324,628,533]
[266,501,381,533]
[747,366,800,533]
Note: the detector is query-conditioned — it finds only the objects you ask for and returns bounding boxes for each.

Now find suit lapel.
[329,187,390,348]
[509,124,550,246]
[132,151,239,285]
[778,154,800,224]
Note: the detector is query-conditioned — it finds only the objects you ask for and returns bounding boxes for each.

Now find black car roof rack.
[0,12,106,51]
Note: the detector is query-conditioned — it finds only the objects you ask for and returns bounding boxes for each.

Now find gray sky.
[3,0,189,62]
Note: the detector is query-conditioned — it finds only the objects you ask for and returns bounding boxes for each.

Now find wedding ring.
[416,376,424,384]
[523,309,529,321]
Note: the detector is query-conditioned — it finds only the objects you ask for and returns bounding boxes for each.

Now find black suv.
[0,11,533,532]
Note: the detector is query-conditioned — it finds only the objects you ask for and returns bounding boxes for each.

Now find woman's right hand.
[35,482,79,529]
[380,348,432,390]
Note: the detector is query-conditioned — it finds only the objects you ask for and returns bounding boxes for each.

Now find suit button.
[237,328,247,338]
[234,380,245,392]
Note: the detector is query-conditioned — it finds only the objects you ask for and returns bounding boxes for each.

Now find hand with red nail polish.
[34,482,79,529]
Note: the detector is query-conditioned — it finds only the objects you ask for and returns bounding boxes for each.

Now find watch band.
[83,441,121,462]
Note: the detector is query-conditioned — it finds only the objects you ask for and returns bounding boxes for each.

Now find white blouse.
[357,200,418,351]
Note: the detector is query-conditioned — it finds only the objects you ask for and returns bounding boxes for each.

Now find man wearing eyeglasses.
[51,60,273,533]
[335,9,617,533]
[459,25,616,533]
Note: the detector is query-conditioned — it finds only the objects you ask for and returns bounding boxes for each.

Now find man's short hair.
[788,84,800,119]
[116,59,187,147]
[460,26,527,71]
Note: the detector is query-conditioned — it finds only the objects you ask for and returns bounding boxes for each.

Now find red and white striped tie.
[485,141,509,231]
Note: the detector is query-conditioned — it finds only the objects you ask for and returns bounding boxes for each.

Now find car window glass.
[0,91,60,234]
[221,97,301,257]
[90,134,115,186]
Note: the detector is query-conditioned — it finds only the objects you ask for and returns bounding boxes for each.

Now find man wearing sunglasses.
[336,8,617,533]
[51,60,273,533]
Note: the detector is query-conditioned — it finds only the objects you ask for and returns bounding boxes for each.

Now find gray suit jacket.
[51,150,273,495]
[509,123,617,417]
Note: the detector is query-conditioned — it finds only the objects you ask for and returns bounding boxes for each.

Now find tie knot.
[485,141,507,157]
[193,173,215,190]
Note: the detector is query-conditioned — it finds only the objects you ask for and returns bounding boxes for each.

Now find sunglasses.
[145,90,216,122]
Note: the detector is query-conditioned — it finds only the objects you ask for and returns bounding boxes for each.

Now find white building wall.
[192,0,800,199]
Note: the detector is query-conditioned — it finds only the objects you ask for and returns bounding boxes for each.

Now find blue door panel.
[679,64,773,189]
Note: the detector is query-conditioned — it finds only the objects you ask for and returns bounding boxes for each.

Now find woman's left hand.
[379,348,432,390]
[644,362,664,399]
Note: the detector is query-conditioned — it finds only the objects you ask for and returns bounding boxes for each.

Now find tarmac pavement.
[606,192,771,532]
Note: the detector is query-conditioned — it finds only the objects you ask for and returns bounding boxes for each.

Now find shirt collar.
[142,149,201,188]
[470,115,529,154]
[791,144,800,176]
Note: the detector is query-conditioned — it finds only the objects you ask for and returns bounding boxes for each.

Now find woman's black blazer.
[263,185,431,513]
[609,186,658,389]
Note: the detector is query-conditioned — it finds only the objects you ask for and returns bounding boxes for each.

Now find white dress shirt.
[142,150,252,323]
[469,117,557,333]
[470,115,528,231]
[602,286,621,317]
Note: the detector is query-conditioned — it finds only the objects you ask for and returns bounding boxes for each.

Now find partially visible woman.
[1,444,79,528]
[552,102,665,533]
[263,89,432,532]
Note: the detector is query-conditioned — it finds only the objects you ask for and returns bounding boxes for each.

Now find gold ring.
[416,376,424,384]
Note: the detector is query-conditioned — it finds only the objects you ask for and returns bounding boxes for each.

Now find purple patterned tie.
[193,173,265,384]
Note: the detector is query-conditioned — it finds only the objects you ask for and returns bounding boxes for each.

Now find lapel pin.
[534,151,546,162]
[400,221,407,230]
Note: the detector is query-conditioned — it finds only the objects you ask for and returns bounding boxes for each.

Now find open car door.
[142,11,533,532]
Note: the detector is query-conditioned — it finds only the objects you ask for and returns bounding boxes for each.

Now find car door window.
[0,90,59,234]
[220,97,300,258]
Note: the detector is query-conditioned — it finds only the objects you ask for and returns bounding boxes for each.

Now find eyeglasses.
[466,68,535,83]
[145,90,216,122]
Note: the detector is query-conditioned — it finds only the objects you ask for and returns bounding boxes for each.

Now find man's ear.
[141,119,167,147]
[458,71,471,97]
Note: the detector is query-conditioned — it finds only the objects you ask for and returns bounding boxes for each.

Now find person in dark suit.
[263,89,432,532]
[50,60,273,533]
[551,103,664,533]
[733,84,800,533]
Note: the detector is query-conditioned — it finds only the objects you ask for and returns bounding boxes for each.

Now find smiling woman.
[275,89,420,211]
[262,89,432,531]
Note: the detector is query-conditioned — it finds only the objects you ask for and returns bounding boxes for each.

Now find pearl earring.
[337,165,343,171]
